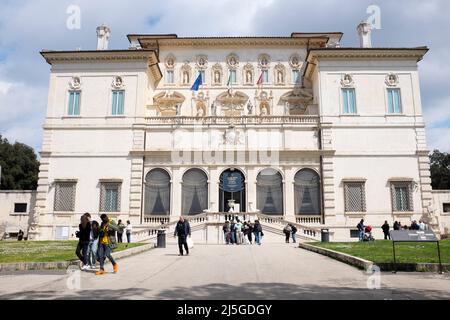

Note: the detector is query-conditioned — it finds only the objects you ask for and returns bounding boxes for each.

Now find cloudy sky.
[0,0,449,153]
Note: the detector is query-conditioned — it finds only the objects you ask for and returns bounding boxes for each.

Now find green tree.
[430,150,450,190]
[0,135,40,190]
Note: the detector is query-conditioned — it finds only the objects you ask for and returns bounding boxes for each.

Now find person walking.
[246,221,253,244]
[235,220,243,244]
[76,213,91,270]
[253,220,263,245]
[117,220,125,243]
[96,214,119,275]
[87,219,100,269]
[291,224,298,243]
[223,221,231,244]
[381,221,390,240]
[173,216,191,256]
[283,224,292,243]
[125,220,132,244]
[230,221,236,244]
[357,219,365,242]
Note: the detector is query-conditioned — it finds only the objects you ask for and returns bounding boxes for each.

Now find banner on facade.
[221,172,243,193]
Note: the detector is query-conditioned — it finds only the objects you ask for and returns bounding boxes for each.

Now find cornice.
[140,38,329,49]
[304,47,429,79]
[40,49,159,64]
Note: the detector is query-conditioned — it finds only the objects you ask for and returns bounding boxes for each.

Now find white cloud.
[427,127,450,152]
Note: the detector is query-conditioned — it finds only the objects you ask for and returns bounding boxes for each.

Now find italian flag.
[257,72,263,87]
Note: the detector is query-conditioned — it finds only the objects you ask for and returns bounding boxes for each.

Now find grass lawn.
[312,240,450,264]
[0,241,144,264]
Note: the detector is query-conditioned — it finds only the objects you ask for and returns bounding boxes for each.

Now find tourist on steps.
[174,216,191,256]
[283,224,292,243]
[223,221,231,244]
[291,224,298,243]
[96,214,119,275]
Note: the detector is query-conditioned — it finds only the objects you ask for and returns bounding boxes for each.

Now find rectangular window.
[112,90,125,115]
[54,182,76,212]
[262,70,269,83]
[55,226,69,240]
[350,230,360,238]
[14,203,27,213]
[230,70,237,83]
[199,70,205,83]
[68,91,81,115]
[165,70,174,84]
[292,70,300,84]
[387,88,402,114]
[100,182,121,212]
[443,203,450,213]
[391,182,413,212]
[344,182,366,212]
[342,88,357,114]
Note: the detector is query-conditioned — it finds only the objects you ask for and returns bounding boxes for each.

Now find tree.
[0,135,40,190]
[430,150,450,190]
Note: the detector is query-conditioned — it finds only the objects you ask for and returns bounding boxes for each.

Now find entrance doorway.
[219,169,246,213]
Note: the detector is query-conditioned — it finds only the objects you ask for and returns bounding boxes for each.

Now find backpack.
[284,226,292,233]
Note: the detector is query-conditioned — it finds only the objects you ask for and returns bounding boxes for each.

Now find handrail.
[145,115,319,125]
[134,211,323,242]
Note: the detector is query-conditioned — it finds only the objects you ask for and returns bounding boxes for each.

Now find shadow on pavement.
[0,282,448,300]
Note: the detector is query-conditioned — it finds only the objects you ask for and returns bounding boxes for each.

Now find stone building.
[26,23,448,242]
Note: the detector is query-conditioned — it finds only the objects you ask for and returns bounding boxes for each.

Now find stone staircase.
[132,212,322,244]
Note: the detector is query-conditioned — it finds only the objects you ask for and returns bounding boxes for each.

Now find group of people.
[76,213,132,275]
[357,219,428,241]
[283,224,298,243]
[222,219,264,245]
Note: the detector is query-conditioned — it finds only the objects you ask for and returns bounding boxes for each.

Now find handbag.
[186,237,194,249]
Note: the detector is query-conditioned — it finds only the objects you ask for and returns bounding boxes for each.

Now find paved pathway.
[0,243,449,300]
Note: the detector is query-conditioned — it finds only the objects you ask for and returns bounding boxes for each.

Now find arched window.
[257,168,284,215]
[294,169,321,215]
[182,169,208,215]
[145,169,171,216]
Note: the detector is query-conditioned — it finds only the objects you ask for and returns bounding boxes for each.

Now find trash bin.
[157,229,166,248]
[321,229,329,243]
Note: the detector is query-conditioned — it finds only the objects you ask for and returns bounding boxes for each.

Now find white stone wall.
[0,191,36,238]
[432,191,450,235]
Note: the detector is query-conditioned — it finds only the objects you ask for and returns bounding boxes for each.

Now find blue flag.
[190,73,203,91]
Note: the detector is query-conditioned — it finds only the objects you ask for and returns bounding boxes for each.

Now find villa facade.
[27,24,447,241]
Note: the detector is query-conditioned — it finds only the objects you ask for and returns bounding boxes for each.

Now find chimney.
[357,21,372,48]
[96,25,111,50]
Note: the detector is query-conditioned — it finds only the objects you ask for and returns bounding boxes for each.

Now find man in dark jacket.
[174,216,191,256]
[381,221,390,240]
[357,219,365,242]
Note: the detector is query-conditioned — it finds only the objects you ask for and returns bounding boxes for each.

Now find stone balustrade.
[145,115,319,126]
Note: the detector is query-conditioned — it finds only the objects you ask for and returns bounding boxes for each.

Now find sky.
[0,0,449,153]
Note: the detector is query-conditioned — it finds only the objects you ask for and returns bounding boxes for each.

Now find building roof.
[127,33,344,50]
[304,47,429,78]
[40,49,162,85]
